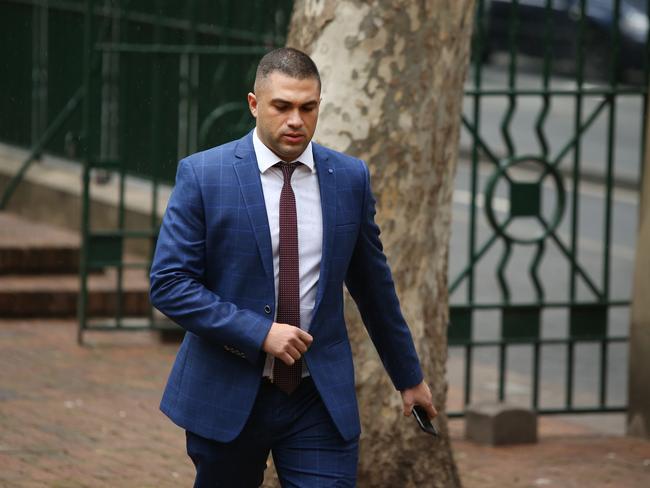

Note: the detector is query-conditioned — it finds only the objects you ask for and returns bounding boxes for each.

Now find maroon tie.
[273,162,302,394]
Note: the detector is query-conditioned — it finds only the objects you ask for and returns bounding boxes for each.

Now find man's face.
[247,71,321,162]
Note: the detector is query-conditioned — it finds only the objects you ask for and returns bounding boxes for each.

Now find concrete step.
[0,267,150,318]
[0,212,80,274]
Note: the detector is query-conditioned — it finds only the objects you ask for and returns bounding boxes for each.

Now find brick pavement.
[1,320,649,487]
[0,320,194,487]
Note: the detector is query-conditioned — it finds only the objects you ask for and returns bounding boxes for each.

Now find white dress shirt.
[252,128,323,378]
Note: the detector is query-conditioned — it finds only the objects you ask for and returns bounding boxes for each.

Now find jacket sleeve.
[344,161,424,390]
[149,158,272,364]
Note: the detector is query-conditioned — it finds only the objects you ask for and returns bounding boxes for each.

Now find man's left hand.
[400,381,438,420]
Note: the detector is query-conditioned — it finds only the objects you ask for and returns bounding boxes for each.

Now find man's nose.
[287,109,303,128]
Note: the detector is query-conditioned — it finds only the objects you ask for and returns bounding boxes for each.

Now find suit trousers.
[185,377,359,487]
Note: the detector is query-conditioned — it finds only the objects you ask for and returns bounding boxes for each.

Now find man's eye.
[274,105,289,111]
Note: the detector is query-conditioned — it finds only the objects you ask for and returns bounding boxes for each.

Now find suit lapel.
[233,133,274,281]
[313,143,336,316]
[232,135,336,321]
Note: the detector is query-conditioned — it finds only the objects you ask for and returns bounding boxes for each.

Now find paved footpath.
[1,320,649,487]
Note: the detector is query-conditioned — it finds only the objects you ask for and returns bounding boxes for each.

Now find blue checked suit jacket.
[150,131,423,443]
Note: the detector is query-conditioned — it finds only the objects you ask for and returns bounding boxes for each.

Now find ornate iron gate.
[448,0,647,416]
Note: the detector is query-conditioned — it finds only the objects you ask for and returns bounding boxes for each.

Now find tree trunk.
[262,1,475,486]
[627,86,650,439]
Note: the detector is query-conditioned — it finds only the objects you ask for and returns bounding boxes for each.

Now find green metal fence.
[1,1,645,417]
[0,0,291,209]
[448,0,647,416]
[64,0,290,339]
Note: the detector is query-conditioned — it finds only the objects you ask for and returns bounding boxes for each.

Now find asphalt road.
[460,62,646,185]
[447,63,641,415]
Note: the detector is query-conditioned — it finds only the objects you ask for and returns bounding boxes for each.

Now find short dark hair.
[254,47,321,91]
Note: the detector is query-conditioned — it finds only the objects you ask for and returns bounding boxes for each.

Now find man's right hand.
[262,322,313,366]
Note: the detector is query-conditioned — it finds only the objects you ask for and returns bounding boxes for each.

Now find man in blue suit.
[150,47,437,487]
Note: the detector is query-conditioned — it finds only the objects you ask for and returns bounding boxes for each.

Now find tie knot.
[277,162,300,181]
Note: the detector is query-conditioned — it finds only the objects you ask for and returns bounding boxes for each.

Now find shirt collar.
[253,127,316,174]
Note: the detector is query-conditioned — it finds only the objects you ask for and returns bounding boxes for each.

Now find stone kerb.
[465,402,538,446]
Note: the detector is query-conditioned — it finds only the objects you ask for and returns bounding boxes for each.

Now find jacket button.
[264,305,272,314]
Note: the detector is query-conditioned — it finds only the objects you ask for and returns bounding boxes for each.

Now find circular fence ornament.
[484,156,566,245]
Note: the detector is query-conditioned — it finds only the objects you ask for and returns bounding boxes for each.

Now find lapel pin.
[328,168,334,174]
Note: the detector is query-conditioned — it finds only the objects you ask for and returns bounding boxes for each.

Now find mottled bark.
[264,1,474,486]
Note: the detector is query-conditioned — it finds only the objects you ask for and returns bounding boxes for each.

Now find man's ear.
[247,92,258,118]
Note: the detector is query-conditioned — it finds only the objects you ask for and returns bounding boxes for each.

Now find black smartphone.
[411,405,439,437]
